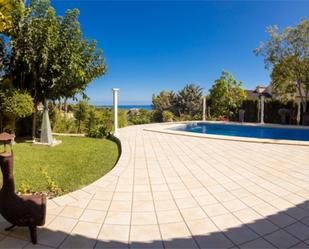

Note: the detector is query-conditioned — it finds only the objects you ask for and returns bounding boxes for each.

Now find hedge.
[238,99,309,124]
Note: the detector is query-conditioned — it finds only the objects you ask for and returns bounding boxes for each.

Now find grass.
[1,136,118,194]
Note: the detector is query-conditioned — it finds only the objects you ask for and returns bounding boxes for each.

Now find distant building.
[245,85,272,100]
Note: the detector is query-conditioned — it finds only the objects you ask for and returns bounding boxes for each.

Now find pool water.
[174,123,309,141]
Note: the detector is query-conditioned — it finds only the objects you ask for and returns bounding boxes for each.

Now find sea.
[96,105,153,111]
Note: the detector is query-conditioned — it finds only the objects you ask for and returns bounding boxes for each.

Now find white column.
[260,95,265,124]
[112,88,119,136]
[202,96,206,121]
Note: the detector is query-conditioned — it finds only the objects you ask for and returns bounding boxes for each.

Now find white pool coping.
[144,121,309,146]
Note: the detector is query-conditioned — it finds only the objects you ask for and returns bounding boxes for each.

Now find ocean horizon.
[96,105,153,110]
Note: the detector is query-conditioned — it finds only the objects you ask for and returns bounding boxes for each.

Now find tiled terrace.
[1,124,309,248]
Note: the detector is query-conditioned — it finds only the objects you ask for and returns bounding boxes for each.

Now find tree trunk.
[32,107,37,140]
[78,120,81,134]
[11,118,16,136]
[64,97,68,118]
[296,83,306,114]
[59,98,62,111]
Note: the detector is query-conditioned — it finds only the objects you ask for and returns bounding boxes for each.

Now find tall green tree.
[0,0,23,33]
[208,71,246,119]
[255,19,309,113]
[6,0,106,137]
[74,101,89,133]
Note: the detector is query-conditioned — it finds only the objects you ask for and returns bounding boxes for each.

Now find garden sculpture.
[0,132,46,244]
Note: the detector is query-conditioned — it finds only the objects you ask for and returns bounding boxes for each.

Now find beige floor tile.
[241,195,264,207]
[202,203,230,217]
[252,202,279,217]
[160,222,191,239]
[222,199,247,212]
[175,197,199,209]
[88,200,111,211]
[105,212,131,225]
[113,192,132,201]
[152,191,173,201]
[186,218,219,235]
[133,192,153,201]
[80,210,107,224]
[157,210,183,224]
[195,195,218,206]
[93,191,114,201]
[154,200,177,211]
[180,207,207,221]
[60,206,84,219]
[130,225,161,242]
[98,224,130,242]
[233,208,263,223]
[132,200,155,212]
[211,213,242,231]
[109,200,132,212]
[131,212,157,225]
[71,221,101,238]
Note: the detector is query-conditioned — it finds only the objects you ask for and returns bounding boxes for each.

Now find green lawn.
[1,136,118,194]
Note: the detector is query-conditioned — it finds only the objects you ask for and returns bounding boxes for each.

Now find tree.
[0,0,23,33]
[0,90,33,134]
[7,0,106,137]
[208,71,246,119]
[74,101,89,133]
[176,84,203,116]
[255,19,309,113]
[0,36,10,81]
[152,91,173,112]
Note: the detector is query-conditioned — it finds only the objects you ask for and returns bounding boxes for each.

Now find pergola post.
[297,99,301,125]
[112,88,119,136]
[202,96,207,121]
[260,95,265,124]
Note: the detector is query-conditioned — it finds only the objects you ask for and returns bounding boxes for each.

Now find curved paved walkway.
[2,124,309,248]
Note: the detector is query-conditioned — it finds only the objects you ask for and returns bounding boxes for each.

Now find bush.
[151,110,163,122]
[162,111,174,122]
[127,109,152,125]
[40,168,64,196]
[88,125,110,138]
[18,182,31,194]
[175,114,193,121]
[53,117,78,133]
[240,99,259,122]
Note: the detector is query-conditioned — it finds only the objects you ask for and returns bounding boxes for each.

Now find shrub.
[88,125,110,138]
[0,90,34,134]
[40,168,64,196]
[240,99,259,122]
[151,110,163,122]
[175,114,193,121]
[127,109,152,125]
[162,111,174,122]
[18,182,31,194]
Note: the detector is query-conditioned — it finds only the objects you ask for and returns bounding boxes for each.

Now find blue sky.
[52,1,309,105]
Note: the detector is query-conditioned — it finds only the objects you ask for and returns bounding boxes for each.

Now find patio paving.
[2,124,309,248]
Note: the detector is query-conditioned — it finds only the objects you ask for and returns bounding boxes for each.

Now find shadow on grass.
[1,200,309,248]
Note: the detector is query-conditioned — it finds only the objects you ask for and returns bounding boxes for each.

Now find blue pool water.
[174,123,309,141]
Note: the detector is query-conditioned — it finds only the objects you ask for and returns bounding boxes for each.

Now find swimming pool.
[172,122,309,142]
